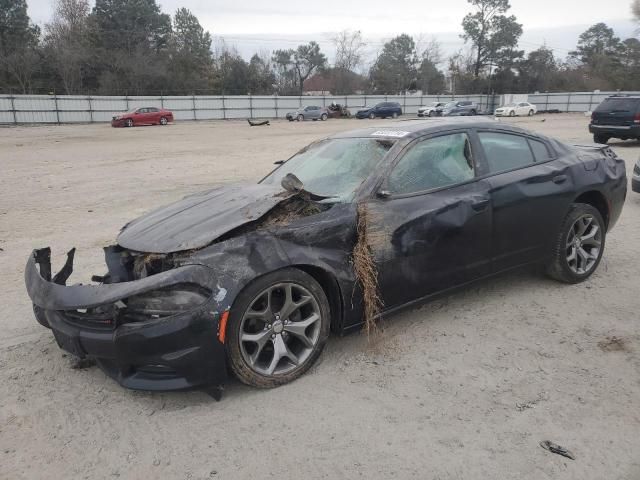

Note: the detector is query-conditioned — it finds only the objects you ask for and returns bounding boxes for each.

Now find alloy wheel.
[239,282,322,376]
[566,214,602,275]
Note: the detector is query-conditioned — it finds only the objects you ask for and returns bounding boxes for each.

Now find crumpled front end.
[25,247,228,393]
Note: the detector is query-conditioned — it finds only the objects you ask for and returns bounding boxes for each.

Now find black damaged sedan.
[26,119,627,395]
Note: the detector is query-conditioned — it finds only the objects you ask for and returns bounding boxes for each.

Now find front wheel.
[509,110,516,117]
[320,113,328,121]
[125,118,134,127]
[297,114,304,122]
[528,110,535,116]
[546,203,606,284]
[226,268,331,388]
[159,116,168,125]
[470,109,477,116]
[368,112,375,119]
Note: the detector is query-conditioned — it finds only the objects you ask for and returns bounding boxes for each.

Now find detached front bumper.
[25,248,228,392]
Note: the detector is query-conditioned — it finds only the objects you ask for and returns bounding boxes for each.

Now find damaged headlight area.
[25,247,228,393]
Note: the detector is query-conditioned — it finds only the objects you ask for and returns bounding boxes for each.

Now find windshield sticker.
[371,130,410,138]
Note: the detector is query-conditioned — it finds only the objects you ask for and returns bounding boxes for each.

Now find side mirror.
[274,160,285,165]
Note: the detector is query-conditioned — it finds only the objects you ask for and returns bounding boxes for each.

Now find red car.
[111,107,174,127]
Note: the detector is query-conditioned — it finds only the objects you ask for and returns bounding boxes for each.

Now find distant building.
[303,69,368,95]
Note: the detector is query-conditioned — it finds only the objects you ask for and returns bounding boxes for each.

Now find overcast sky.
[29,0,638,64]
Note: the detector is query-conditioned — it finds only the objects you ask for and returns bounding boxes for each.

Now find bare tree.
[332,30,366,94]
[44,0,90,93]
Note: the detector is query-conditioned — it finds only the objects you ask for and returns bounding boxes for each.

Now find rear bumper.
[25,248,227,392]
[589,124,640,138]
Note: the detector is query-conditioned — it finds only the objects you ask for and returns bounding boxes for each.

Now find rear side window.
[529,139,552,161]
[595,98,640,113]
[388,133,475,194]
[479,132,535,174]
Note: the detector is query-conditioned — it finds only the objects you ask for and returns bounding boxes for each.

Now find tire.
[470,109,477,116]
[528,110,534,116]
[125,118,133,127]
[428,111,435,117]
[368,112,375,119]
[159,116,168,125]
[509,110,516,117]
[392,112,398,119]
[297,114,304,122]
[546,203,606,284]
[320,113,328,121]
[594,133,610,144]
[226,268,331,388]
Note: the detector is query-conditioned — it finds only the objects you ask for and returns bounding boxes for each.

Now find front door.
[368,131,493,309]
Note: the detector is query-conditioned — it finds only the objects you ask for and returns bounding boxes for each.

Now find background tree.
[369,34,418,94]
[167,8,213,93]
[43,0,91,94]
[332,30,366,94]
[416,38,446,94]
[247,53,275,94]
[0,0,41,92]
[292,41,326,95]
[461,0,523,77]
[570,23,623,88]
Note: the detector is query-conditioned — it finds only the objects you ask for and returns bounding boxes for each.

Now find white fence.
[0,94,496,124]
[1,91,637,124]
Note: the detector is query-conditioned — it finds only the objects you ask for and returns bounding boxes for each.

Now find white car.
[495,102,537,117]
[417,102,446,117]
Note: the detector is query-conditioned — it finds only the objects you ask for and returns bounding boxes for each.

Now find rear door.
[475,129,575,271]
[592,98,640,127]
[147,107,161,123]
[369,131,493,308]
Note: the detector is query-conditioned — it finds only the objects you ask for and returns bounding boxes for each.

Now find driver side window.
[387,133,475,195]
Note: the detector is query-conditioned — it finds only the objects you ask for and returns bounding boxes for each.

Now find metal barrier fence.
[0,93,498,124]
[528,91,640,113]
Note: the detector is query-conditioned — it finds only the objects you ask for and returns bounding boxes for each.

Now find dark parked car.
[356,102,403,119]
[111,107,174,127]
[441,100,477,116]
[633,158,640,193]
[26,119,626,396]
[589,95,640,144]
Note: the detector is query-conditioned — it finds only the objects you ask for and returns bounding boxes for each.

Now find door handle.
[552,175,568,184]
[471,198,490,212]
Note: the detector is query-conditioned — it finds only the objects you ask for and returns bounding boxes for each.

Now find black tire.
[470,109,477,116]
[125,118,133,127]
[159,116,168,125]
[594,133,610,144]
[368,112,375,119]
[320,113,328,121]
[226,268,331,388]
[528,110,535,116]
[509,110,515,117]
[546,203,606,284]
[392,112,398,119]
[428,111,435,117]
[297,114,304,122]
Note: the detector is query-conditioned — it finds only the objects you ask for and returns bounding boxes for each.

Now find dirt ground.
[1,115,639,480]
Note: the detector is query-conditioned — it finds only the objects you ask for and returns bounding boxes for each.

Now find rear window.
[595,98,640,113]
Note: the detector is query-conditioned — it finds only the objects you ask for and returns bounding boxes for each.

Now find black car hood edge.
[117,183,294,253]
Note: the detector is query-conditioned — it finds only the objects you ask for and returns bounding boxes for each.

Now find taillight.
[634,114,640,124]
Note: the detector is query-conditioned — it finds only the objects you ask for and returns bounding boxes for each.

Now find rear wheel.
[428,110,435,117]
[546,203,605,284]
[297,114,304,122]
[392,112,398,119]
[528,110,535,116]
[470,109,477,116]
[226,268,331,388]
[159,116,168,125]
[320,113,328,121]
[125,118,133,127]
[594,133,610,144]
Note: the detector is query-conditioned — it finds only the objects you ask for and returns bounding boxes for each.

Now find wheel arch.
[293,264,344,334]
[574,190,610,229]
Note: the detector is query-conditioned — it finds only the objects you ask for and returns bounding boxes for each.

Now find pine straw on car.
[353,203,384,337]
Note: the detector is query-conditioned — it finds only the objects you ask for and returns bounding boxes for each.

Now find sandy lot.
[1,115,639,480]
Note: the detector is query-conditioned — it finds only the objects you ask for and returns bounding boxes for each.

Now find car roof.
[328,117,528,141]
